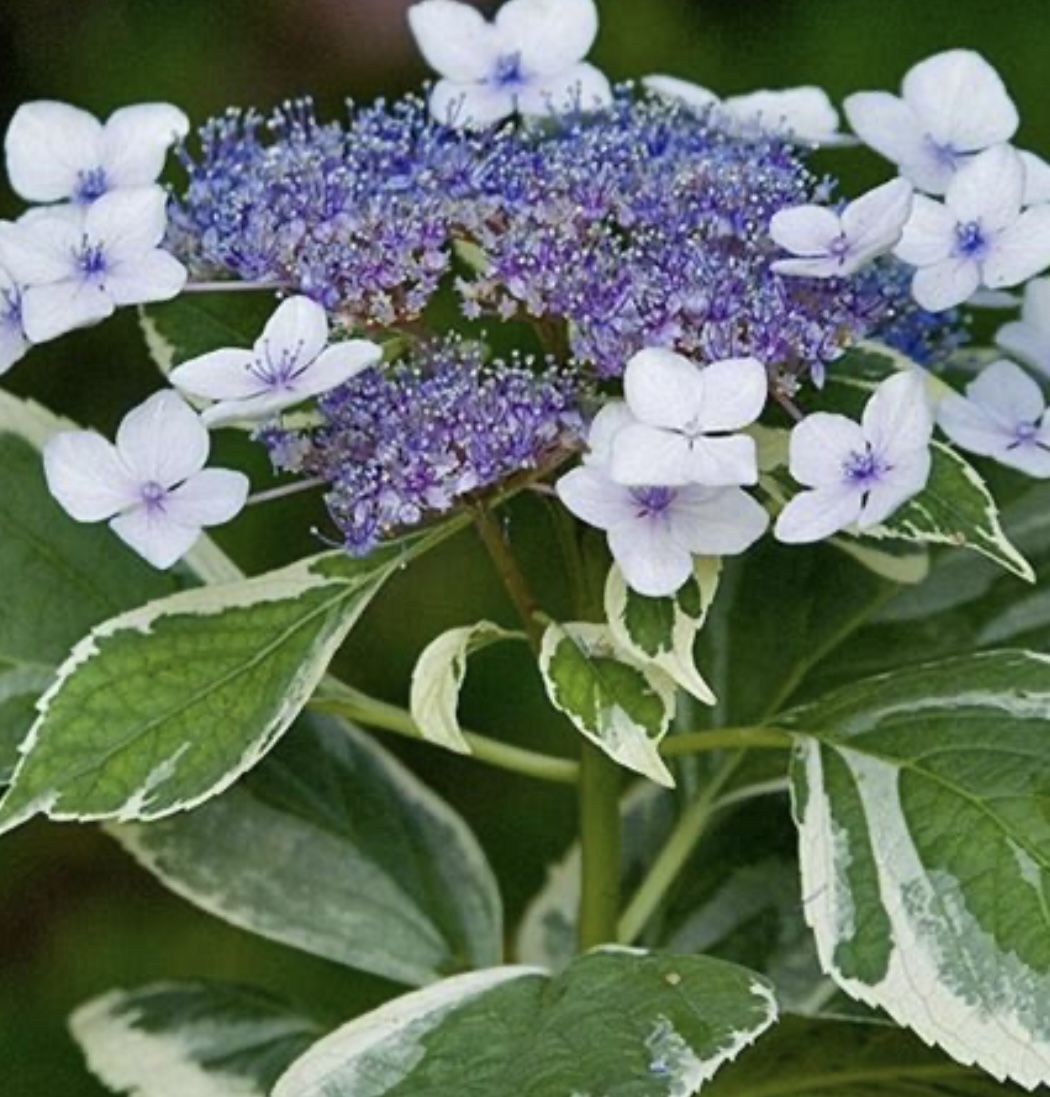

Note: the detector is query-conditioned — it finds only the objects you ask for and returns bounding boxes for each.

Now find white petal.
[116,391,209,488]
[0,319,27,376]
[609,423,692,486]
[894,195,956,266]
[685,434,758,488]
[109,505,203,570]
[0,216,80,285]
[408,0,499,81]
[623,347,704,431]
[911,258,981,312]
[769,205,841,257]
[945,144,1023,231]
[997,442,1050,478]
[788,412,866,488]
[4,101,103,203]
[516,63,612,117]
[21,280,114,342]
[965,358,1046,426]
[843,92,926,169]
[842,178,915,258]
[43,430,139,522]
[858,448,931,528]
[170,349,260,400]
[862,371,933,464]
[164,468,249,527]
[106,249,187,305]
[774,485,862,544]
[607,518,694,598]
[984,205,1050,288]
[100,103,190,188]
[556,465,636,531]
[1021,276,1050,332]
[694,356,768,431]
[669,486,769,556]
[937,391,1008,458]
[428,79,515,129]
[969,287,1021,308]
[1021,150,1050,207]
[293,339,382,398]
[643,75,720,114]
[85,186,169,260]
[256,295,329,370]
[496,0,598,77]
[724,87,841,143]
[772,256,848,279]
[902,49,1018,151]
[584,400,634,467]
[996,321,1050,376]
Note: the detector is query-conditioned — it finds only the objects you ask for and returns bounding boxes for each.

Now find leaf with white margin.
[0,522,456,835]
[605,558,720,704]
[539,621,676,787]
[783,650,1050,1090]
[273,950,778,1097]
[705,1014,1027,1096]
[0,660,52,784]
[110,713,503,985]
[70,981,323,1097]
[409,621,523,755]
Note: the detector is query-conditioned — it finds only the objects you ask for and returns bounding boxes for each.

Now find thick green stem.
[661,727,791,757]
[579,741,622,949]
[309,687,579,785]
[473,505,544,651]
[617,753,744,945]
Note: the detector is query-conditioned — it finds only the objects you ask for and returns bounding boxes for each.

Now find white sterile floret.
[996,277,1050,377]
[845,49,1019,195]
[557,404,768,597]
[43,391,249,569]
[169,295,381,428]
[937,358,1050,477]
[775,371,933,544]
[0,186,186,343]
[0,262,28,375]
[409,0,612,129]
[644,75,849,145]
[609,348,767,488]
[771,178,914,279]
[5,100,189,207]
[894,145,1050,312]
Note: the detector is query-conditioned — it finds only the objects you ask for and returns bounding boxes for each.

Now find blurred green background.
[3,1,1050,1092]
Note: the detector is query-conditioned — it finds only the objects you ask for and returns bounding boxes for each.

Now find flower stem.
[617,752,745,945]
[660,726,792,757]
[183,280,287,294]
[473,504,544,651]
[246,477,326,507]
[578,741,623,949]
[309,686,579,785]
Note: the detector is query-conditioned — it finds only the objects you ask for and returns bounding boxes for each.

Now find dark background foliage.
[2,1,1050,1091]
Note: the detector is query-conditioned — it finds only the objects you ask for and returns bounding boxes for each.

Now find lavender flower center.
[631,486,676,518]
[1010,421,1042,448]
[491,52,526,89]
[828,233,852,262]
[250,339,307,390]
[139,480,168,511]
[77,241,108,280]
[74,166,109,204]
[842,444,888,486]
[923,136,960,170]
[954,220,987,258]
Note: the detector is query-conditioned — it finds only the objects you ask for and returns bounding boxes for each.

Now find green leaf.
[705,1015,1026,1096]
[783,650,1050,1089]
[539,621,676,786]
[409,621,523,755]
[139,293,276,376]
[70,981,323,1097]
[0,660,52,785]
[869,441,1033,581]
[110,713,503,985]
[605,558,720,704]
[274,950,777,1097]
[0,526,452,834]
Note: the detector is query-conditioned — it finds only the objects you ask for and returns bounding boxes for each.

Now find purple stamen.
[140,481,168,512]
[491,52,526,89]
[842,444,888,486]
[631,486,676,518]
[74,166,108,204]
[954,220,987,258]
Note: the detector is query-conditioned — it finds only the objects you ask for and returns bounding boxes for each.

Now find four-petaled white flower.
[169,296,382,427]
[43,391,249,569]
[894,145,1050,312]
[409,0,611,129]
[771,178,914,279]
[0,263,28,375]
[775,371,933,544]
[557,402,769,596]
[5,100,189,207]
[608,349,767,488]
[845,50,1019,195]
[0,186,186,343]
[996,277,1050,377]
[643,76,850,146]
[937,358,1050,478]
